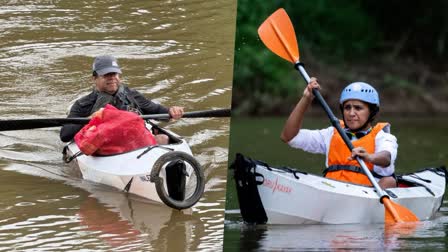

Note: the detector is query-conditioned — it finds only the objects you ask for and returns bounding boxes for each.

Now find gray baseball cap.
[92,55,122,76]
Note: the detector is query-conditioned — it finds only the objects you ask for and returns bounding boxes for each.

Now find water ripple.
[0,40,183,70]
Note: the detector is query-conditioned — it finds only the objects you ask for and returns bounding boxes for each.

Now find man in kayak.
[60,55,184,144]
[280,77,397,189]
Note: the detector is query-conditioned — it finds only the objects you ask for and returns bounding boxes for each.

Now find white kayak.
[232,153,447,225]
[63,123,205,210]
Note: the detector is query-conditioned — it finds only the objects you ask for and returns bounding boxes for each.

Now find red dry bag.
[74,104,157,155]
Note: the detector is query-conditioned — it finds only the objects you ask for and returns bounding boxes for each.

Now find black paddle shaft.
[142,108,231,120]
[294,62,354,151]
[311,88,355,151]
[0,118,90,131]
[0,108,231,132]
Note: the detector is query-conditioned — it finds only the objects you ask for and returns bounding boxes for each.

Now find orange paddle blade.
[258,8,299,63]
[383,198,419,223]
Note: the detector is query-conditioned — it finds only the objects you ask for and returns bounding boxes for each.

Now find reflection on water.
[0,176,207,251]
[0,0,235,251]
[77,184,206,251]
[225,208,448,251]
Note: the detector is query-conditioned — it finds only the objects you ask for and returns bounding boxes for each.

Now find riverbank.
[232,51,448,116]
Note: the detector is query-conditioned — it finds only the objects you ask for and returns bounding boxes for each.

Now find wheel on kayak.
[150,151,205,210]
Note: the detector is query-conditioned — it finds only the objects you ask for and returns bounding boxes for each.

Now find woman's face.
[342,99,371,131]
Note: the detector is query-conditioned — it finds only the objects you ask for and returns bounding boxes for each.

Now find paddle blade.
[258,8,299,63]
[383,198,419,223]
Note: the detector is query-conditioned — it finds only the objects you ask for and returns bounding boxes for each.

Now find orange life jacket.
[324,121,389,186]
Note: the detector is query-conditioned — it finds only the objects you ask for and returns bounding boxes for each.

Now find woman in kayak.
[281,77,397,189]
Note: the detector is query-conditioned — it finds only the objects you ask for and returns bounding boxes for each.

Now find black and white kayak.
[63,123,205,210]
[0,109,231,210]
[231,153,447,225]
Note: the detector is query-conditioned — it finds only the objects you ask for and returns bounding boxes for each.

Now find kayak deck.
[231,153,447,225]
[63,124,204,210]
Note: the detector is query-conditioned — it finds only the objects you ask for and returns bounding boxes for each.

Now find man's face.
[94,72,120,95]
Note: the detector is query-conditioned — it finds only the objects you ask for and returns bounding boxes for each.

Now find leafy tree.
[232,1,448,115]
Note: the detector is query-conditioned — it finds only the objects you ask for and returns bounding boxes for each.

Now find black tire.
[150,151,205,210]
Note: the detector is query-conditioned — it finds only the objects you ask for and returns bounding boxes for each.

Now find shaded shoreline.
[232,52,448,116]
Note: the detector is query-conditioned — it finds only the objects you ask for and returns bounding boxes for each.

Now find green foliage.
[382,74,422,96]
[232,1,293,97]
[362,0,448,61]
[232,1,381,103]
[286,0,380,58]
[232,1,448,114]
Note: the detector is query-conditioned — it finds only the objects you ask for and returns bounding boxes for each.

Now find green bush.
[232,1,447,115]
[233,1,381,100]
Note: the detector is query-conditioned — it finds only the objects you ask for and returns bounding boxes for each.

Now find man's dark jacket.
[60,86,168,142]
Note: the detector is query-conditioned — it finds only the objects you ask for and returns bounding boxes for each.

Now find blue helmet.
[339,82,380,106]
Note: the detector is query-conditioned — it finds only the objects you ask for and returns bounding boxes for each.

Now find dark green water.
[224,116,448,251]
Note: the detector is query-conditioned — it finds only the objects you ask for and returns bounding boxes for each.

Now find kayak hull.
[64,126,203,209]
[232,154,447,225]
